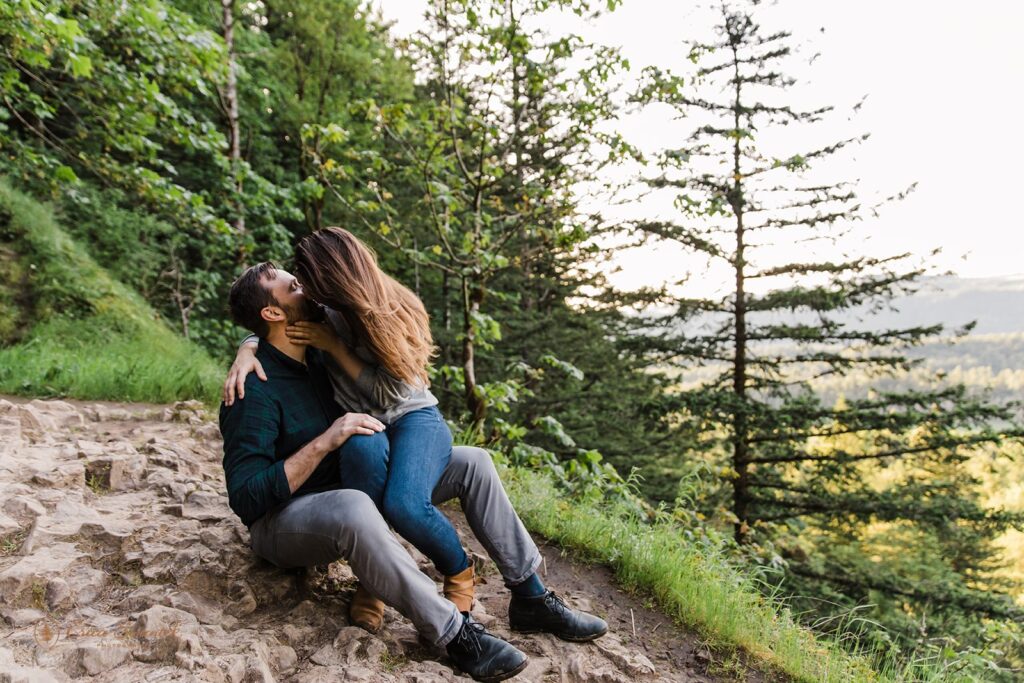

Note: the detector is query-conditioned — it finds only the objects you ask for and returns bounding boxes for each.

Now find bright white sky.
[376,0,1024,297]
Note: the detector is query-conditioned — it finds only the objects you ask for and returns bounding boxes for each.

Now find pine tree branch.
[746,434,1003,464]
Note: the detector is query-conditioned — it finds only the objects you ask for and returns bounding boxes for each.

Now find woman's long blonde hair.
[294,227,435,387]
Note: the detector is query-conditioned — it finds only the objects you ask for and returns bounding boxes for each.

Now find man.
[219,262,606,682]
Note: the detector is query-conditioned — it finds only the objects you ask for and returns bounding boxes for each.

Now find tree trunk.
[461,276,487,428]
[221,0,245,258]
[729,44,750,544]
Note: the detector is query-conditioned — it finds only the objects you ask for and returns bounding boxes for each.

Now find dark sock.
[508,572,546,598]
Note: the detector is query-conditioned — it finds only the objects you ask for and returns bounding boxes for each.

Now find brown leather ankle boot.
[444,564,476,613]
[349,583,385,633]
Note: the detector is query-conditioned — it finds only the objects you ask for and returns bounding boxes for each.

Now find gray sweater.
[242,306,438,425]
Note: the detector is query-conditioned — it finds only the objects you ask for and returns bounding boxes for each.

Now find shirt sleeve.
[219,384,291,526]
[239,333,258,348]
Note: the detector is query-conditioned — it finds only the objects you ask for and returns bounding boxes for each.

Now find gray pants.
[248,446,542,646]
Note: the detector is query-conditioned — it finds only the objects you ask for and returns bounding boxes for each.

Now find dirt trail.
[0,397,772,682]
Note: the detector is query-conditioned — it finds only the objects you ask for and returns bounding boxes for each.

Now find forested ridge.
[1,0,1022,680]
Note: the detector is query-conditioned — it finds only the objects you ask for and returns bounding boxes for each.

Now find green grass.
[0,179,221,404]
[503,467,973,683]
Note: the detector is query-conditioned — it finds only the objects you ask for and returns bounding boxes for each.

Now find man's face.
[262,269,318,325]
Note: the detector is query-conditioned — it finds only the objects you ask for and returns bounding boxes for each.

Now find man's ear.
[260,305,286,325]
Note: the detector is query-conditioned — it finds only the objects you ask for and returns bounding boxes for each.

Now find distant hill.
[661,274,1024,404]
[856,274,1024,336]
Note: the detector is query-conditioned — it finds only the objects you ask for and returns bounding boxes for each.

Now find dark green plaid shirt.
[219,338,344,527]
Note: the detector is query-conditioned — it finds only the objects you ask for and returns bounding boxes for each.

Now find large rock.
[595,636,657,677]
[3,493,46,525]
[18,498,132,557]
[0,399,702,683]
[164,590,224,625]
[143,439,203,478]
[0,542,83,606]
[61,638,132,677]
[310,626,388,667]
[129,605,203,663]
[29,461,84,490]
[0,510,22,539]
[252,637,298,679]
[83,454,147,491]
[0,644,67,683]
[0,413,22,457]
[10,402,58,440]
[44,564,107,609]
[565,652,632,683]
[178,490,230,521]
[28,400,84,429]
[0,607,46,627]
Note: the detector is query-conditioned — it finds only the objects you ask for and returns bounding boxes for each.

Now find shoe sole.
[467,657,529,682]
[510,625,609,642]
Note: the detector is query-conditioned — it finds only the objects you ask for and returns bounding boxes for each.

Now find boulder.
[595,636,657,677]
[44,564,107,609]
[14,403,58,439]
[0,644,67,683]
[181,490,230,521]
[61,638,132,676]
[0,607,46,627]
[164,590,223,625]
[0,542,83,606]
[28,400,84,429]
[309,626,388,668]
[0,414,22,457]
[30,461,85,490]
[3,494,46,525]
[129,605,203,663]
[83,454,147,491]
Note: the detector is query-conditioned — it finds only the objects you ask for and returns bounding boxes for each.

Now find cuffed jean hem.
[502,551,543,587]
[434,606,464,647]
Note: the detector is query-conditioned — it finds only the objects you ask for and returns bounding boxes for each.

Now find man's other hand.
[324,413,386,450]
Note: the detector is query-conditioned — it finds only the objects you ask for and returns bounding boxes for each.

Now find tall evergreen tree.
[629,0,1024,653]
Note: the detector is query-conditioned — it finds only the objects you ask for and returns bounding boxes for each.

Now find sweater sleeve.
[219,382,291,526]
[354,362,417,410]
[323,307,416,410]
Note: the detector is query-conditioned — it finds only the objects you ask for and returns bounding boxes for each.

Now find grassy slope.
[0,180,221,403]
[504,468,971,683]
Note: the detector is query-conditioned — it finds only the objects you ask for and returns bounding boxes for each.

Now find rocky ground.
[0,398,772,683]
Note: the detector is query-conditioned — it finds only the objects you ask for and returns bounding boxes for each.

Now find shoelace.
[543,591,571,616]
[455,617,488,658]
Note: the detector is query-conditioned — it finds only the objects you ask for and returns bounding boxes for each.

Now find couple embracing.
[218,227,606,681]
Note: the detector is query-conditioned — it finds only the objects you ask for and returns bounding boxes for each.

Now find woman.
[224,227,479,632]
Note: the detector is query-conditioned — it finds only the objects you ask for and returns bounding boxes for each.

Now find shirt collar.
[257,337,308,375]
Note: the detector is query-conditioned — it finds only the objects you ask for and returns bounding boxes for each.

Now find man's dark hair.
[228,262,279,338]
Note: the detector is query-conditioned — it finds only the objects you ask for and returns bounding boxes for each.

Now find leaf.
[67,54,93,78]
[54,165,78,183]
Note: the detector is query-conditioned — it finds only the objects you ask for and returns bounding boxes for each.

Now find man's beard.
[280,297,322,325]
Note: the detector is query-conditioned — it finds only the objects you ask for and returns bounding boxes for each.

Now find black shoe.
[508,590,608,642]
[446,612,528,682]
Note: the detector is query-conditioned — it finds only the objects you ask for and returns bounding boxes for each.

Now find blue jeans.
[337,405,470,576]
